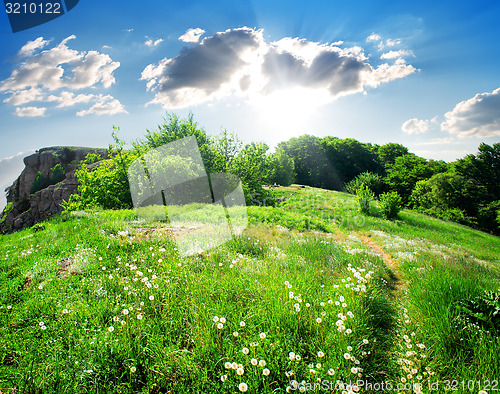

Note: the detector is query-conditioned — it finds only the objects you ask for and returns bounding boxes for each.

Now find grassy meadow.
[1,185,499,393]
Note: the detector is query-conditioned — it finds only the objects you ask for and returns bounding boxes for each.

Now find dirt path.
[356,232,406,292]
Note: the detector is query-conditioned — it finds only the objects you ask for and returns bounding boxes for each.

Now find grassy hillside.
[1,186,499,393]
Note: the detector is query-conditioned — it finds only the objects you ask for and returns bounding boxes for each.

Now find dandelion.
[259,360,266,367]
[316,363,321,368]
[122,309,129,315]
[240,321,246,327]
[220,317,226,323]
[345,329,352,335]
[260,332,266,339]
[137,314,143,320]
[263,368,270,376]
[224,362,232,369]
[347,346,353,351]
[289,352,296,360]
[344,353,351,360]
[316,318,322,323]
[295,354,301,361]
[238,382,248,392]
[217,323,224,329]
[351,367,358,374]
[40,325,47,330]
[363,339,369,344]
[233,331,239,337]
[213,316,219,322]
[328,368,335,375]
[242,347,249,354]
[149,295,154,301]
[130,366,136,373]
[7,305,12,310]
[231,362,238,369]
[251,358,258,365]
[62,309,69,314]
[317,351,325,358]
[221,374,227,382]
[237,367,245,375]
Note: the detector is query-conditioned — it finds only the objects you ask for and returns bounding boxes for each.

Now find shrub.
[356,185,374,215]
[345,171,384,196]
[379,191,402,220]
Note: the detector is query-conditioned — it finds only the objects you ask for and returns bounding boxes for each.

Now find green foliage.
[30,171,48,194]
[0,202,13,224]
[456,290,500,333]
[356,185,374,215]
[270,147,295,186]
[30,164,67,195]
[345,171,384,196]
[63,129,136,211]
[377,143,409,168]
[51,163,65,184]
[378,191,402,220]
[385,154,433,205]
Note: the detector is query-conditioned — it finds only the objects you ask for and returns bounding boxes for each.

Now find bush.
[379,191,402,220]
[356,185,374,215]
[345,171,384,196]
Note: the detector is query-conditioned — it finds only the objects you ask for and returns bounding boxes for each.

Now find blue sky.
[1,0,500,209]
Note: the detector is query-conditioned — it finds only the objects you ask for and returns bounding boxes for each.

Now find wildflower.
[363,339,369,344]
[351,367,358,374]
[345,329,352,335]
[259,360,266,367]
[316,363,321,368]
[289,352,296,360]
[217,323,223,329]
[149,295,154,301]
[224,362,231,369]
[320,302,325,307]
[40,325,47,330]
[251,358,258,365]
[328,368,335,375]
[7,305,12,310]
[317,351,325,358]
[220,317,226,323]
[221,374,227,382]
[344,353,351,360]
[231,362,238,369]
[316,318,322,323]
[233,331,239,337]
[260,332,266,339]
[130,366,136,373]
[347,346,353,351]
[122,309,129,315]
[137,314,143,320]
[263,368,270,376]
[213,316,219,322]
[238,382,248,392]
[237,367,244,375]
[62,309,69,314]
[242,347,249,354]
[240,321,246,327]
[108,326,114,332]
[295,354,301,361]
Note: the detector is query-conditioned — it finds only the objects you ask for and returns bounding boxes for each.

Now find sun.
[249,87,331,139]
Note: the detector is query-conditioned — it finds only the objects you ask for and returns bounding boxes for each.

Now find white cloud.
[0,35,124,117]
[3,87,44,105]
[76,95,127,116]
[18,37,50,57]
[381,49,414,59]
[14,106,47,117]
[441,87,500,138]
[179,28,206,43]
[123,28,134,32]
[145,38,164,47]
[141,27,417,109]
[47,91,95,108]
[366,33,381,42]
[402,118,430,134]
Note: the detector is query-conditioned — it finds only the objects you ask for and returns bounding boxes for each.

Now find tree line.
[62,113,500,235]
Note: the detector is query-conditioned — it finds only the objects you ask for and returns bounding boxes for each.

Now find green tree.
[385,154,433,204]
[345,171,384,196]
[356,185,374,215]
[270,147,295,186]
[378,143,409,168]
[379,191,402,220]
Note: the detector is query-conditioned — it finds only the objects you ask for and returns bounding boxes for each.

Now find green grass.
[1,186,499,393]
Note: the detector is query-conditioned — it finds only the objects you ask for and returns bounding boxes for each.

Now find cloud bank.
[441,88,500,138]
[142,27,417,109]
[179,28,205,43]
[0,36,126,117]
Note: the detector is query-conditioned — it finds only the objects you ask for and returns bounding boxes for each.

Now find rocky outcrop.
[1,146,108,234]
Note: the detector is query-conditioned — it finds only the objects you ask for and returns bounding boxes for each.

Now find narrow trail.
[356,232,407,293]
